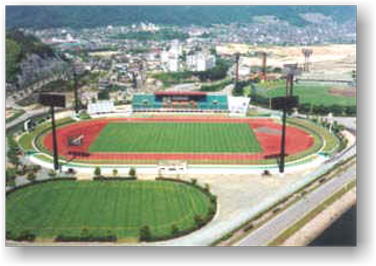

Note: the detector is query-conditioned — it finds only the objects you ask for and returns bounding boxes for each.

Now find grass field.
[256,83,356,106]
[89,122,262,153]
[6,180,214,240]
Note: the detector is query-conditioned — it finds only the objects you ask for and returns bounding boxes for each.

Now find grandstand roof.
[154,91,207,96]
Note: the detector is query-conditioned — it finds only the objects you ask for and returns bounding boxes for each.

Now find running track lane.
[42,117,314,162]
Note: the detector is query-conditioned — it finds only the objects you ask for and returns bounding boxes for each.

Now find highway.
[237,164,356,246]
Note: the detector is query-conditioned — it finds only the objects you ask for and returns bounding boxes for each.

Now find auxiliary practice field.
[41,117,315,164]
[6,180,215,240]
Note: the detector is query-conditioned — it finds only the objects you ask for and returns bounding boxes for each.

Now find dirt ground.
[216,44,356,78]
[329,87,356,97]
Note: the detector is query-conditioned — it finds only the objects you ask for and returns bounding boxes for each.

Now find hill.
[6,6,356,29]
[6,30,54,83]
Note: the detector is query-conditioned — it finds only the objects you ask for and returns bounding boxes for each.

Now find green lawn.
[257,83,356,106]
[89,122,262,153]
[6,180,214,240]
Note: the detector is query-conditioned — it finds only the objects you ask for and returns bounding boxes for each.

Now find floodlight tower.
[39,93,66,171]
[234,52,240,85]
[283,63,300,96]
[301,48,313,72]
[255,51,267,81]
[64,52,81,115]
[73,67,80,114]
[278,64,301,173]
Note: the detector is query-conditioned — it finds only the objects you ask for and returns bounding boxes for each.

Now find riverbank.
[281,186,356,246]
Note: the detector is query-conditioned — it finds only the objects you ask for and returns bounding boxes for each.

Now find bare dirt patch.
[329,87,356,97]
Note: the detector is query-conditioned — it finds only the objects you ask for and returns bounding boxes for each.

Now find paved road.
[6,107,50,130]
[237,164,356,246]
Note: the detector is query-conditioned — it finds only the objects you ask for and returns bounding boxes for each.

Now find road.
[6,106,50,130]
[237,164,356,246]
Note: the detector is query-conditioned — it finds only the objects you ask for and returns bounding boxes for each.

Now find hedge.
[6,177,76,196]
[6,230,36,242]
[93,176,137,181]
[55,234,117,242]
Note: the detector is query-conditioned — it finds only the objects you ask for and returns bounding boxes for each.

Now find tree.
[94,167,101,177]
[232,82,245,96]
[139,225,152,241]
[345,105,356,116]
[129,167,136,178]
[171,224,179,235]
[31,165,41,173]
[27,172,36,182]
[48,169,57,178]
[98,90,110,100]
[112,169,118,177]
[81,228,90,239]
[7,151,20,167]
[6,168,17,187]
[330,104,344,116]
[194,215,205,227]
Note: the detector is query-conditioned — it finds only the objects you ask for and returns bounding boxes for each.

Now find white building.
[228,96,251,116]
[186,52,216,71]
[87,100,114,115]
[161,40,183,72]
[239,65,251,76]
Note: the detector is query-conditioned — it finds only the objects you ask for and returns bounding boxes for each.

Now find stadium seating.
[87,100,114,114]
[132,93,228,112]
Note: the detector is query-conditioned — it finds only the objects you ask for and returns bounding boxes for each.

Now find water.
[309,205,356,246]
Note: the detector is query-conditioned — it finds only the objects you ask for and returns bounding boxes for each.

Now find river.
[309,205,356,246]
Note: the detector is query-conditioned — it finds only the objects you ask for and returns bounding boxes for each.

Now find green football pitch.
[88,122,262,153]
[6,180,214,240]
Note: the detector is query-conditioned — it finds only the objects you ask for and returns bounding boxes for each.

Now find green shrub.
[171,224,179,235]
[7,230,36,241]
[139,225,152,241]
[6,168,17,187]
[129,167,136,178]
[194,215,205,227]
[27,172,36,182]
[48,170,57,178]
[94,167,101,177]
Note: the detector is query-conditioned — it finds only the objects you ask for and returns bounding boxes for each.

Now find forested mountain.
[6,30,54,82]
[6,5,356,29]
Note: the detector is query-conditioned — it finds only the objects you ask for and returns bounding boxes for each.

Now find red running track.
[42,117,314,163]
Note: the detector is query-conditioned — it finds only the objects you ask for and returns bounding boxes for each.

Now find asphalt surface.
[237,163,356,246]
[6,107,49,129]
